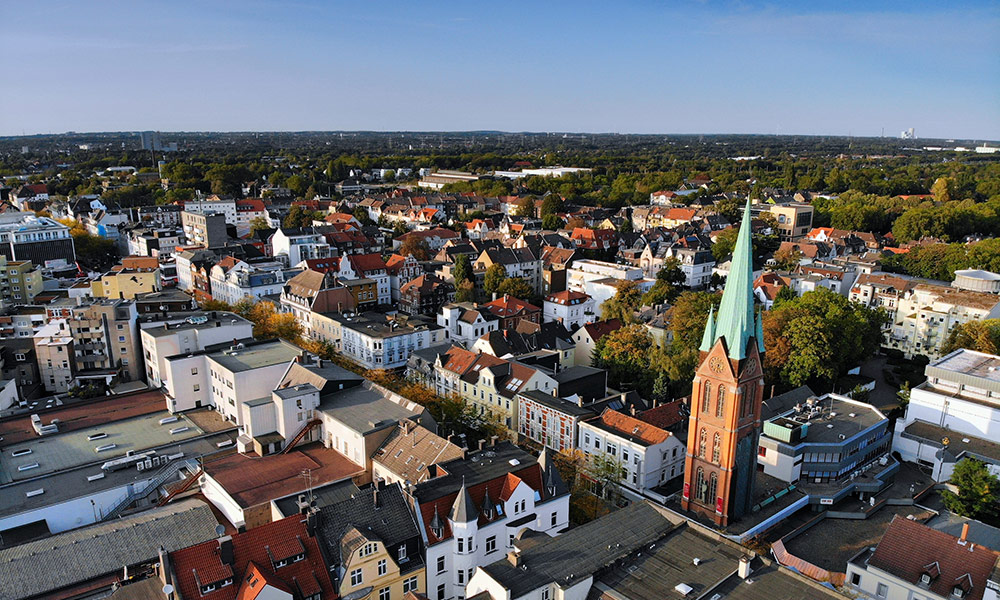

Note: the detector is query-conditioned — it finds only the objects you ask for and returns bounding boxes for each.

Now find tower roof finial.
[712,198,757,359]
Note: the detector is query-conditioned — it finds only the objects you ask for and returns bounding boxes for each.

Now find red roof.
[236,199,266,212]
[582,319,623,341]
[868,516,999,600]
[638,402,686,430]
[545,290,590,305]
[170,515,333,600]
[346,253,387,274]
[589,408,672,446]
[203,443,363,508]
[482,295,540,318]
[302,258,340,273]
[417,463,546,546]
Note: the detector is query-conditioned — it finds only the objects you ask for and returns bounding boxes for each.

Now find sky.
[1,0,998,140]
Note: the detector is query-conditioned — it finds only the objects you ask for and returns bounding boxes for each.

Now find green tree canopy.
[542,214,564,230]
[496,277,534,301]
[941,458,1000,522]
[940,319,1000,355]
[452,254,472,286]
[483,263,508,296]
[515,197,536,217]
[601,279,642,323]
[540,195,564,217]
[594,324,655,396]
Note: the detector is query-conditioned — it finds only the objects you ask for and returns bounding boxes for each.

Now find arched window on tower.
[695,467,707,502]
[712,432,721,463]
[698,428,707,458]
[716,385,726,418]
[709,472,718,506]
[702,381,711,414]
[741,385,751,418]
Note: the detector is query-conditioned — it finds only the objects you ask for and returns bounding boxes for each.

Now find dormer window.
[952,587,966,599]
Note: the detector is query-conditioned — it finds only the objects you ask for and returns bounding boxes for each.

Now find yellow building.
[0,255,43,306]
[92,256,161,299]
[320,484,425,600]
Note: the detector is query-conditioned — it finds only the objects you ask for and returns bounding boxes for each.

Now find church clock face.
[709,356,725,374]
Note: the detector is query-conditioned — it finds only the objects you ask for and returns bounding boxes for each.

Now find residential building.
[0,339,41,401]
[579,408,685,497]
[33,320,75,393]
[91,256,162,299]
[894,348,1000,481]
[571,319,622,366]
[473,321,576,369]
[434,346,557,430]
[182,195,238,223]
[317,482,426,600]
[279,269,358,338]
[474,247,543,295]
[411,442,570,600]
[400,274,456,317]
[337,253,391,305]
[66,298,143,384]
[882,283,1000,359]
[181,210,228,248]
[566,258,647,307]
[272,227,332,267]
[845,516,1000,600]
[481,295,541,331]
[768,202,814,240]
[758,393,895,504]
[681,200,766,526]
[332,312,446,370]
[393,227,461,252]
[126,226,186,258]
[542,290,594,330]
[372,420,465,486]
[0,211,76,265]
[138,204,183,226]
[0,254,42,307]
[386,253,422,301]
[140,311,253,390]
[168,512,336,600]
[209,258,300,305]
[516,390,593,452]
[437,303,500,346]
[669,244,715,289]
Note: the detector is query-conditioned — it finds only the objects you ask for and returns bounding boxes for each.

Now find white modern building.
[334,312,446,370]
[437,303,500,346]
[894,348,1000,481]
[271,228,332,267]
[543,290,595,331]
[140,312,253,390]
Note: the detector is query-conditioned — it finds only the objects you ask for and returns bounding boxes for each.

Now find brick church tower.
[681,199,765,526]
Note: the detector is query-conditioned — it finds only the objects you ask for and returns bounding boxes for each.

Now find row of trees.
[882,238,1000,282]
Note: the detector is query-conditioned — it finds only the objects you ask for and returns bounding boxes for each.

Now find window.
[850,572,861,586]
[193,384,200,392]
[485,535,496,554]
[695,467,707,502]
[551,512,557,527]
[191,367,198,375]
[457,537,464,552]
[379,587,390,600]
[876,583,888,598]
[14,353,25,361]
[398,545,407,561]
[437,556,446,573]
[702,381,711,413]
[377,559,387,576]
[118,336,126,342]
[698,428,707,458]
[542,588,551,600]
[437,583,446,600]
[403,576,418,594]
[716,385,726,418]
[712,432,721,463]
[457,569,465,585]
[758,446,767,457]
[350,568,363,586]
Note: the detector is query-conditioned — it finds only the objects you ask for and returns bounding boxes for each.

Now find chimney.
[373,480,380,509]
[630,405,636,417]
[960,523,970,543]
[478,439,487,451]
[158,546,172,587]
[491,435,499,446]
[306,510,317,537]
[738,556,752,579]
[218,536,235,565]
[507,550,522,567]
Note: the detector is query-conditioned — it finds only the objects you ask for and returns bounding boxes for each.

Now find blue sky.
[2,0,998,139]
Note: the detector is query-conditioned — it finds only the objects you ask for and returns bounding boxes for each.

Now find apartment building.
[0,211,76,265]
[474,247,543,295]
[33,320,75,393]
[125,226,185,258]
[543,290,595,330]
[271,227,332,266]
[331,312,446,370]
[768,203,814,241]
[411,442,570,600]
[209,258,300,305]
[0,254,42,307]
[67,298,143,383]
[337,253,391,305]
[437,302,500,346]
[181,210,228,248]
[182,195,238,223]
[140,311,253,389]
[884,283,1000,359]
[91,257,162,299]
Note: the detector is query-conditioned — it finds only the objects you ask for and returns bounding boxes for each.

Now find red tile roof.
[170,515,334,600]
[582,319,623,342]
[638,402,686,430]
[203,443,363,508]
[590,408,672,446]
[545,290,590,305]
[482,295,540,318]
[346,253,387,274]
[868,516,999,600]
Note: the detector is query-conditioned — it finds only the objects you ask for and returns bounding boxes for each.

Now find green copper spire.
[713,198,757,359]
[699,306,716,352]
[756,308,766,354]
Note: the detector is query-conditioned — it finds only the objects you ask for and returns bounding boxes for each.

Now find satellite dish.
[215,524,226,536]
[162,584,174,596]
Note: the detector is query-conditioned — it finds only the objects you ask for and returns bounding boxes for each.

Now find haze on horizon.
[2,0,998,140]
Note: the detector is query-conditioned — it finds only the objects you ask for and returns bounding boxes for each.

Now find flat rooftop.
[207,339,301,373]
[141,312,250,337]
[319,381,424,435]
[202,443,363,508]
[412,441,537,503]
[0,410,211,484]
[927,348,1000,386]
[765,394,885,445]
[0,391,166,447]
[902,419,1000,462]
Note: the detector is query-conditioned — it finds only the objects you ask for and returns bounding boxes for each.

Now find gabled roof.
[316,482,422,566]
[638,401,687,430]
[585,408,673,446]
[170,514,334,600]
[373,422,464,484]
[581,318,622,342]
[482,295,540,318]
[346,253,387,273]
[868,516,999,600]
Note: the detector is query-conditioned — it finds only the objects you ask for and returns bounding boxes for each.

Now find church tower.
[680,199,765,526]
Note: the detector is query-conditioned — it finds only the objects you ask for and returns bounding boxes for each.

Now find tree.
[763,288,887,388]
[711,228,739,262]
[941,319,1000,355]
[772,247,803,271]
[200,299,233,311]
[587,453,625,503]
[205,164,251,196]
[398,236,431,261]
[593,324,655,396]
[248,216,271,235]
[353,206,374,225]
[617,218,634,234]
[283,205,324,229]
[642,258,685,306]
[455,279,475,303]
[452,254,472,286]
[483,264,508,296]
[542,214,564,230]
[772,284,798,308]
[496,277,534,301]
[931,176,954,203]
[515,197,536,217]
[539,195,564,217]
[941,458,1000,522]
[601,279,642,323]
